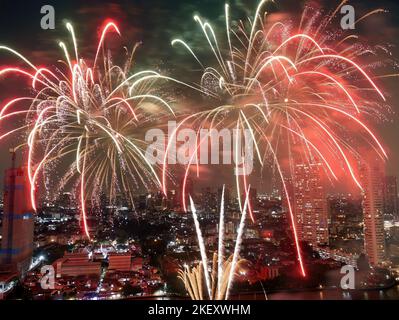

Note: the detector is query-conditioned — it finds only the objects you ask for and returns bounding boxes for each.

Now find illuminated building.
[292,163,329,246]
[57,192,74,212]
[131,257,143,272]
[154,191,165,210]
[384,176,398,220]
[54,253,101,277]
[315,247,359,267]
[0,158,34,276]
[240,188,258,211]
[360,158,386,266]
[244,227,259,239]
[108,253,132,271]
[0,272,18,300]
[248,188,258,210]
[99,192,112,226]
[328,194,363,241]
[167,189,178,210]
[202,187,217,214]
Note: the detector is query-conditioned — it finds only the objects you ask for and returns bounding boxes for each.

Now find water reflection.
[261,285,399,300]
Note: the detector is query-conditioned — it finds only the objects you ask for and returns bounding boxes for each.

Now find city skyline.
[0,0,399,304]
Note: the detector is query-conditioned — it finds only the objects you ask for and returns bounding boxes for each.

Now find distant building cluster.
[282,160,398,269]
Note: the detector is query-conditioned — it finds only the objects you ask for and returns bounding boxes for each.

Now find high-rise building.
[328,194,363,241]
[167,189,178,210]
[292,163,329,246]
[202,187,217,213]
[57,192,73,210]
[360,159,386,266]
[0,165,34,275]
[154,191,165,209]
[384,176,398,220]
[271,173,282,199]
[248,188,258,210]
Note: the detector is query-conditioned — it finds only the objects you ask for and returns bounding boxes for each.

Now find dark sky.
[0,0,398,193]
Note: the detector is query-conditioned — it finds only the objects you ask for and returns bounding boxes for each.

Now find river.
[232,285,399,300]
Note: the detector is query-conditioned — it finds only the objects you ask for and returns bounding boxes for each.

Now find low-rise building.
[108,253,132,271]
[54,253,101,277]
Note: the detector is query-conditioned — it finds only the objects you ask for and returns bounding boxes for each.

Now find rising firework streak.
[179,185,249,300]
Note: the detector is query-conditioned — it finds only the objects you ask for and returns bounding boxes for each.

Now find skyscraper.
[292,163,329,246]
[0,164,34,275]
[384,176,398,220]
[248,188,258,210]
[360,158,386,266]
[202,187,217,213]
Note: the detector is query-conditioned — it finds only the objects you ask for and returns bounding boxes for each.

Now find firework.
[179,185,248,300]
[167,0,395,277]
[0,21,176,239]
[178,253,246,300]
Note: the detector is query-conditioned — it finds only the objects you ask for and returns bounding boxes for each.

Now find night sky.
[0,0,398,193]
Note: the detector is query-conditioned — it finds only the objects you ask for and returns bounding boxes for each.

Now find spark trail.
[180,185,249,300]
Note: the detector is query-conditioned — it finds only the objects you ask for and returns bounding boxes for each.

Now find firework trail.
[217,185,225,295]
[189,196,212,298]
[0,21,176,239]
[180,185,248,300]
[167,0,396,277]
[226,185,249,299]
[178,253,245,300]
